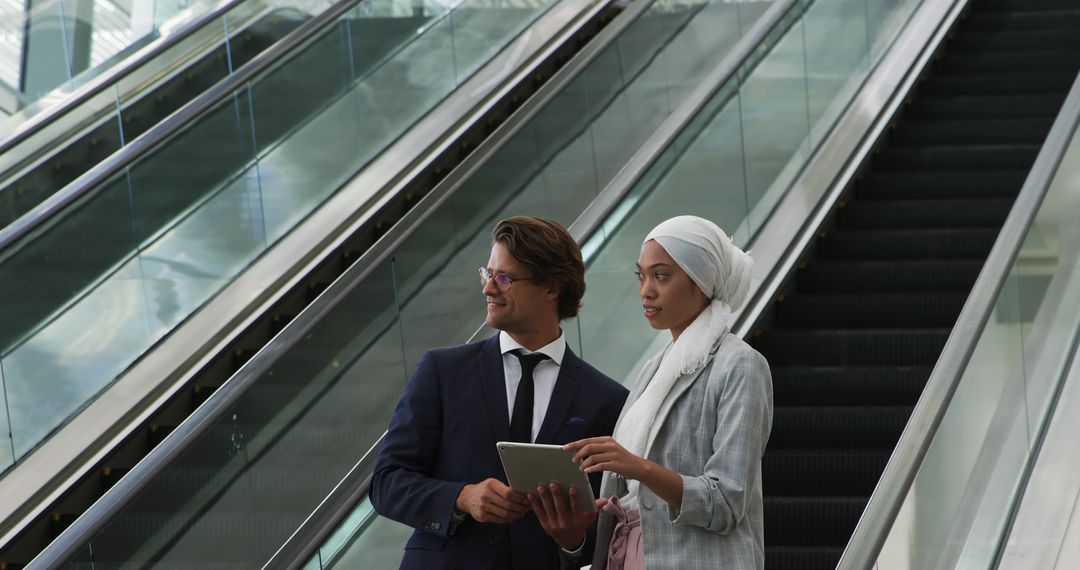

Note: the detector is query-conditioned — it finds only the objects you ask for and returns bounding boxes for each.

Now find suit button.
[488,536,502,546]
[432,522,441,531]
[641,499,653,511]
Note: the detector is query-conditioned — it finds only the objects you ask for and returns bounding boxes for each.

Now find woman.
[567,215,773,569]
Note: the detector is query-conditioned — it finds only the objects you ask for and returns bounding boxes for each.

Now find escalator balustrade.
[752,0,1080,567]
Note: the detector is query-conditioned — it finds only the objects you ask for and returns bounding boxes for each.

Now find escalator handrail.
[0,0,412,259]
[837,72,1080,568]
[0,0,247,154]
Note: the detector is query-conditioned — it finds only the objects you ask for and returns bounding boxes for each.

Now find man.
[371,216,629,569]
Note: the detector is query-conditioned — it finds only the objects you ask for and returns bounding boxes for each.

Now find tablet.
[497,442,597,513]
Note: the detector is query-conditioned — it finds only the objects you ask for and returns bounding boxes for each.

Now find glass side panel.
[315,0,927,563]
[0,1,332,228]
[0,0,255,131]
[80,258,407,567]
[54,0,790,566]
[1,0,558,475]
[877,104,1080,569]
[0,359,12,472]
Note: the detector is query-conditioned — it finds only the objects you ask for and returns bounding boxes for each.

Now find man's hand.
[455,478,529,524]
[528,482,597,550]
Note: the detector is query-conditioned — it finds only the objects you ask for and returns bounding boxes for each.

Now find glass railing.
[0,0,561,476]
[871,77,1080,570]
[35,0,932,564]
[318,0,928,565]
[39,0,784,565]
[0,0,238,124]
[0,0,321,227]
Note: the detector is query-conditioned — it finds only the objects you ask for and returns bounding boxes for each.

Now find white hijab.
[613,216,754,501]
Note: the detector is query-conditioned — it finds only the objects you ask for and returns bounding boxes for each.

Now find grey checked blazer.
[592,332,773,570]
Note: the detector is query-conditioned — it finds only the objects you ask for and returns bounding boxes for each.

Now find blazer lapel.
[478,335,512,443]
[623,352,664,412]
[535,347,584,444]
[648,334,727,455]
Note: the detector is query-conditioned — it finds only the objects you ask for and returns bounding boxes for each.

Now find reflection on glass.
[319,497,412,569]
[802,0,870,146]
[0,4,302,226]
[1,0,217,124]
[0,360,12,472]
[84,258,407,566]
[0,0,560,474]
[876,90,1080,569]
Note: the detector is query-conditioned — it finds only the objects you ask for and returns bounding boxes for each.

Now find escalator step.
[921,70,1076,96]
[764,496,868,547]
[856,170,1027,200]
[949,29,1080,52]
[966,11,1080,32]
[934,50,1080,73]
[873,144,1039,171]
[975,0,1080,13]
[755,0,1079,563]
[754,328,950,366]
[763,449,891,496]
[771,366,930,406]
[837,198,1015,229]
[905,94,1065,120]
[765,546,844,570]
[889,118,1054,145]
[774,292,967,328]
[769,406,912,449]
[815,228,999,260]
[797,260,984,293]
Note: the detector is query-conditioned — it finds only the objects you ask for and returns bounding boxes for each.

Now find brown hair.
[492,216,585,320]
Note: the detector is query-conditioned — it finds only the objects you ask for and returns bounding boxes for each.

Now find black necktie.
[510,351,549,443]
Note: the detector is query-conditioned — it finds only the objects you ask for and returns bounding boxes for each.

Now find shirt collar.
[499,330,566,365]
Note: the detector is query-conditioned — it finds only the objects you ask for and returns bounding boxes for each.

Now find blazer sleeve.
[370,351,465,538]
[669,349,773,533]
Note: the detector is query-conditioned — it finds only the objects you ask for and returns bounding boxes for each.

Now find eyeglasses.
[479,267,533,292]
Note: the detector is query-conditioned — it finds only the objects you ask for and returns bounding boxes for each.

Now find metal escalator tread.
[750,0,1080,567]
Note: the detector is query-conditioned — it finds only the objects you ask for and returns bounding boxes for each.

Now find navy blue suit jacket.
[371,335,628,570]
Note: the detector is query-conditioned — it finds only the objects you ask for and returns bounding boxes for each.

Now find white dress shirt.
[499,330,565,442]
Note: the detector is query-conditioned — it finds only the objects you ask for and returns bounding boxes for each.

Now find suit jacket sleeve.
[669,349,773,533]
[370,351,464,538]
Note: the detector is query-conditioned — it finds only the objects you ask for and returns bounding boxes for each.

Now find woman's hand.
[565,437,685,509]
[564,437,648,480]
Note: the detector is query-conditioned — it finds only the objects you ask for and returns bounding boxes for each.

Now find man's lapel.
[478,335,511,443]
[535,347,584,444]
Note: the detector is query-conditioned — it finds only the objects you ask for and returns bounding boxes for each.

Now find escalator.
[754,0,1080,566]
[0,1,310,227]
[0,0,784,566]
[297,0,1080,567]
[0,0,627,564]
[22,0,1080,568]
